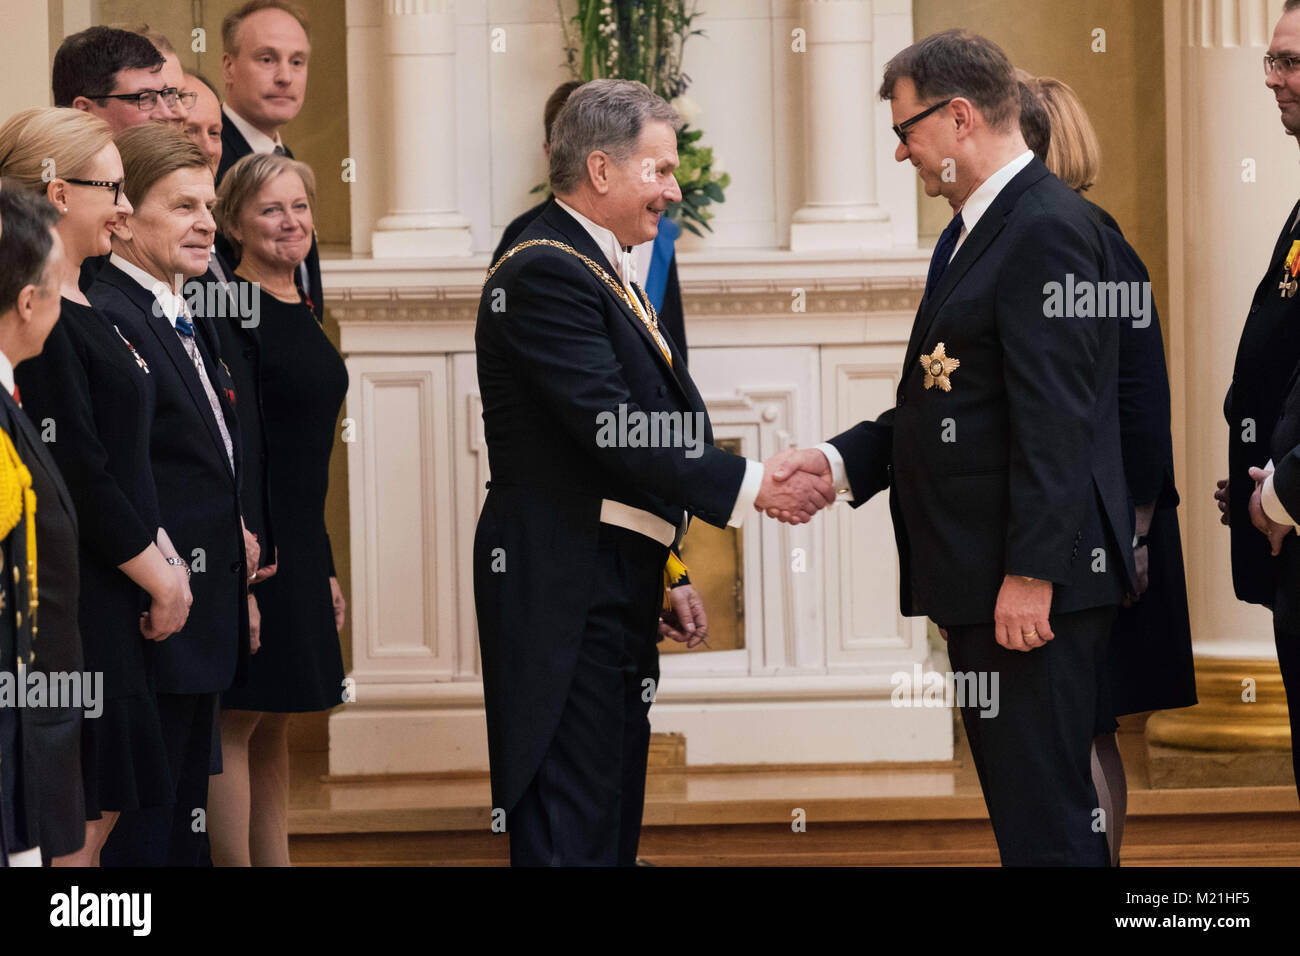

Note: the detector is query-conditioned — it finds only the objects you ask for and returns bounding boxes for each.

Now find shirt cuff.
[816,442,856,503]
[729,459,764,527]
[1262,470,1298,529]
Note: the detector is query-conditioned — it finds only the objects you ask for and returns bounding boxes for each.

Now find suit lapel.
[539,203,693,402]
[101,266,235,476]
[902,160,1049,383]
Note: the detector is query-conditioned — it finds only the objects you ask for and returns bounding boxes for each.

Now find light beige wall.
[912,0,1169,326]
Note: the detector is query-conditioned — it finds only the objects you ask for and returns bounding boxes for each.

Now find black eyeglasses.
[892,98,953,145]
[97,87,181,111]
[64,178,125,205]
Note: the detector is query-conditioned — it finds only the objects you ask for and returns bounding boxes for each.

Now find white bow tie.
[616,246,636,288]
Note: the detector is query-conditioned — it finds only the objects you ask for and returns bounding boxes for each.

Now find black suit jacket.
[1265,359,1300,632]
[0,388,85,859]
[1225,201,1300,606]
[493,197,688,361]
[829,159,1134,626]
[474,201,744,811]
[216,119,324,322]
[88,264,249,695]
[200,273,275,567]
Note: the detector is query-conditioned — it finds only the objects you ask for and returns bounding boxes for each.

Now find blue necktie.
[175,314,195,337]
[925,212,964,300]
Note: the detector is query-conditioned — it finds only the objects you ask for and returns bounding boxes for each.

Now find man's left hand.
[994,575,1054,652]
[660,584,708,648]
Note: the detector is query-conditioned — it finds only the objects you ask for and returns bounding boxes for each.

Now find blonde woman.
[209,152,345,866]
[1020,75,1196,866]
[0,107,192,866]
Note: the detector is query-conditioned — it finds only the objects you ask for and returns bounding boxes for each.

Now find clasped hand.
[753,447,836,524]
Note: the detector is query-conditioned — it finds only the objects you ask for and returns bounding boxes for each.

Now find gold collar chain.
[485,239,671,364]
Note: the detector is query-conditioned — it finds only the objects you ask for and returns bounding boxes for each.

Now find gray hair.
[548,78,681,195]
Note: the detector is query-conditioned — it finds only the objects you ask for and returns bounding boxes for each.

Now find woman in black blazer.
[0,108,193,866]
[1020,75,1197,865]
[208,152,346,866]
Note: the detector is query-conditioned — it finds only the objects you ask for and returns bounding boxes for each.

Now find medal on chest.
[1281,241,1300,298]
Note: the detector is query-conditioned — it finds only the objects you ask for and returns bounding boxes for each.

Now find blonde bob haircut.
[114,124,211,209]
[0,107,115,197]
[1034,76,1101,193]
[213,151,316,259]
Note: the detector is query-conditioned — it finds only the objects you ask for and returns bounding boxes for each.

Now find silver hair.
[547,78,681,195]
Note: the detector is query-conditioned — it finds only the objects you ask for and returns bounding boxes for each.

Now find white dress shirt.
[553,198,760,526]
[817,150,1036,499]
[0,348,14,399]
[1261,459,1298,530]
[222,104,284,154]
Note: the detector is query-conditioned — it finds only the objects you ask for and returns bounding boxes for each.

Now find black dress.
[1088,204,1197,721]
[14,298,171,816]
[222,287,346,713]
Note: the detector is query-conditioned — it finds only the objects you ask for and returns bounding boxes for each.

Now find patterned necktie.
[925,211,965,301]
[174,312,235,471]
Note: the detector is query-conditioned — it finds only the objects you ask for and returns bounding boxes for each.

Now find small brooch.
[113,325,150,373]
[920,342,960,391]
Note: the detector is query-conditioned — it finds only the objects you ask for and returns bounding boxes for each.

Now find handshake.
[752,447,837,525]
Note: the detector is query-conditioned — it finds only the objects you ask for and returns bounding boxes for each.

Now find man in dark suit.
[773,30,1134,866]
[214,0,322,321]
[476,79,832,866]
[0,185,85,865]
[494,80,689,360]
[91,129,249,866]
[1217,0,1300,803]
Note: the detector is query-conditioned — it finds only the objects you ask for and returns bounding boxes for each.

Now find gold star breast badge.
[920,342,960,391]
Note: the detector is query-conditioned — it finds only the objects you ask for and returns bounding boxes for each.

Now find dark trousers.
[508,525,664,866]
[1273,542,1300,801]
[101,691,217,867]
[945,604,1116,866]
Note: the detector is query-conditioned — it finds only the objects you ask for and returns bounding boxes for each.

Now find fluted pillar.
[371,0,472,257]
[1148,0,1291,761]
[789,0,892,252]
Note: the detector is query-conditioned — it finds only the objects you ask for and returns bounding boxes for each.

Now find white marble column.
[789,0,892,252]
[371,0,473,257]
[1148,0,1291,752]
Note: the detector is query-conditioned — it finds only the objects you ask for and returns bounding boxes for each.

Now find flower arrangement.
[556,0,731,236]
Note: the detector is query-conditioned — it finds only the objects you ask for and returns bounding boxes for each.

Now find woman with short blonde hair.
[1033,76,1102,193]
[209,150,345,867]
[0,107,193,867]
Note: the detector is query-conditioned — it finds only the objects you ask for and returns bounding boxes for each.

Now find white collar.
[554,197,637,286]
[0,349,13,397]
[222,104,284,154]
[110,253,189,328]
[957,150,1035,237]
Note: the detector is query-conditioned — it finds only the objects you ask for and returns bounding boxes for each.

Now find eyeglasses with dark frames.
[892,98,954,145]
[176,90,198,109]
[64,178,125,205]
[96,87,182,111]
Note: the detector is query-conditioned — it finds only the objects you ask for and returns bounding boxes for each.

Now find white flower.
[671,94,703,127]
[711,153,726,176]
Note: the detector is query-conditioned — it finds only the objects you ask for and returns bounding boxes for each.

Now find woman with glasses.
[208,152,346,866]
[0,107,193,866]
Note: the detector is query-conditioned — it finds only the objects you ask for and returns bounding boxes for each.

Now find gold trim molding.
[1146,655,1293,751]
